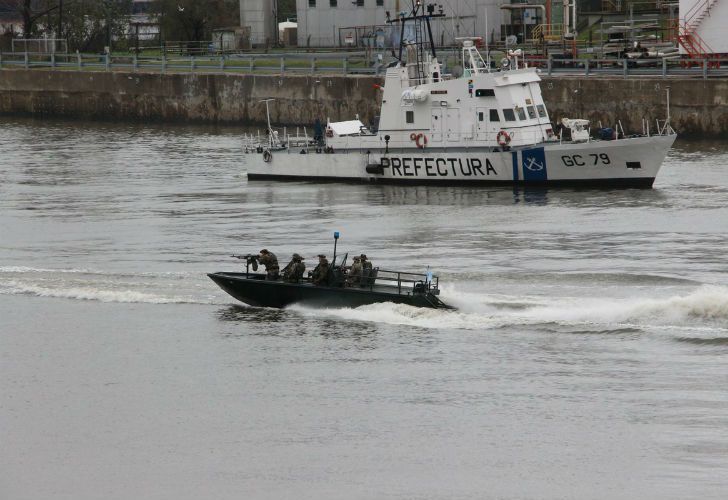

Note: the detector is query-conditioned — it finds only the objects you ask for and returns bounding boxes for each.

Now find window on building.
[309,0,316,6]
[503,109,516,121]
[537,104,547,118]
[376,0,383,5]
[478,112,484,122]
[527,106,536,119]
[516,107,527,121]
[490,109,500,122]
[406,110,414,124]
[330,0,337,5]
[356,0,364,5]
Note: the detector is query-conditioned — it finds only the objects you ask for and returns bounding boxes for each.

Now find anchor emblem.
[523,156,544,171]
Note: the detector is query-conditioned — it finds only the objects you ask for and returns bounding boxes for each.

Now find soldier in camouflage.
[258,249,279,280]
[346,255,362,286]
[282,253,306,283]
[310,254,330,286]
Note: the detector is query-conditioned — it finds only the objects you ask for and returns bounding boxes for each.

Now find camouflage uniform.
[311,255,330,286]
[347,256,362,286]
[258,249,279,280]
[282,253,306,283]
[360,254,373,285]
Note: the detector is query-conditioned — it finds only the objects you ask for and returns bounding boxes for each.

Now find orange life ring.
[415,133,428,149]
[497,130,511,147]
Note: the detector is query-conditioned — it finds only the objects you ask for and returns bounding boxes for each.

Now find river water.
[1,117,727,499]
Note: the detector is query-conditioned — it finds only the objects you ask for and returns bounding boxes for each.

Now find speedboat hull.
[208,272,453,310]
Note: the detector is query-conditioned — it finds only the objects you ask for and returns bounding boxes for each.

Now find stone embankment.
[0,69,726,137]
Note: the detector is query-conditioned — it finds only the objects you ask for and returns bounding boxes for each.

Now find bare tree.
[0,0,59,38]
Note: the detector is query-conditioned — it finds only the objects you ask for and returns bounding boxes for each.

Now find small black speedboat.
[208,237,453,310]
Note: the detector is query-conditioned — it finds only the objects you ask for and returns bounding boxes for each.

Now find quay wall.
[0,69,726,137]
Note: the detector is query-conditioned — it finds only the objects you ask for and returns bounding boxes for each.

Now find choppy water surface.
[1,117,727,499]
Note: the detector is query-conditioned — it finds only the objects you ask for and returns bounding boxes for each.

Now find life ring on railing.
[496,130,511,147]
[409,132,417,141]
[325,128,333,138]
[415,133,428,149]
[262,149,272,162]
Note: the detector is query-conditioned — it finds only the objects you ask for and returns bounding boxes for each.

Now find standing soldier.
[282,253,306,283]
[310,254,330,286]
[347,255,362,286]
[258,249,279,280]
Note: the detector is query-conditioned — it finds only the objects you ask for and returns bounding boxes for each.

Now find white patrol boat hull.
[246,134,676,188]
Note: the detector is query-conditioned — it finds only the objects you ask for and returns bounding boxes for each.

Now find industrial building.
[295,0,507,48]
[240,0,277,46]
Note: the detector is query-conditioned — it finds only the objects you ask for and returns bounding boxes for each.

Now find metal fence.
[0,51,727,79]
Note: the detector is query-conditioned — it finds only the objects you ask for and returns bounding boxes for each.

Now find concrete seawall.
[1,69,726,137]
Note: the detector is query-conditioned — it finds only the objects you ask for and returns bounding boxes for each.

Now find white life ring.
[262,149,272,162]
[415,133,428,149]
[496,130,511,147]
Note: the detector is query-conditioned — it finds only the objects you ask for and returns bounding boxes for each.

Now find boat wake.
[289,285,728,332]
[0,266,224,305]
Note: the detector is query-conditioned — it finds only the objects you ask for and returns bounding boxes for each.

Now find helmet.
[260,249,269,254]
[292,253,302,260]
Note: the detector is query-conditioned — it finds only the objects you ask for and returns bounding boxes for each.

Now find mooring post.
[703,58,708,79]
[280,56,285,74]
[105,53,110,71]
[249,57,254,73]
[311,57,316,74]
[622,59,628,78]
[24,51,29,69]
[51,52,55,68]
[584,59,590,77]
[77,51,82,70]
[190,55,195,71]
[343,57,348,75]
[161,53,166,74]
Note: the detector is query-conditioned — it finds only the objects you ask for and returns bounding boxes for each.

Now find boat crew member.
[360,254,373,286]
[346,256,362,286]
[258,249,279,280]
[282,253,306,283]
[310,254,330,286]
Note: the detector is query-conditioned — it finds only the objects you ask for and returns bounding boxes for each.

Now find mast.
[387,1,445,83]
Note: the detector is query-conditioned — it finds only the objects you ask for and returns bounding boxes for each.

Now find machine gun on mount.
[231,254,259,272]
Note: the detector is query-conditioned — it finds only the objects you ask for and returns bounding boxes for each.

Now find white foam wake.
[289,285,728,331]
[0,280,215,305]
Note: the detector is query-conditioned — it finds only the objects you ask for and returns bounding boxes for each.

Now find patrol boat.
[244,1,675,188]
[208,234,453,310]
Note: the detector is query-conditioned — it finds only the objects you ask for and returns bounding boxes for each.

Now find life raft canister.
[497,130,511,147]
[415,133,428,149]
[262,149,272,162]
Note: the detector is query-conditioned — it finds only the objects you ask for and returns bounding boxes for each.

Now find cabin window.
[527,106,537,119]
[405,110,414,124]
[376,0,383,5]
[478,112,484,122]
[330,0,337,5]
[537,104,547,118]
[503,108,516,121]
[355,0,364,5]
[490,109,500,122]
[475,89,495,97]
[516,107,527,121]
[309,0,316,6]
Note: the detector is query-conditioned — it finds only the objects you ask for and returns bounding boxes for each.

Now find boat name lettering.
[561,153,611,167]
[381,157,497,177]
